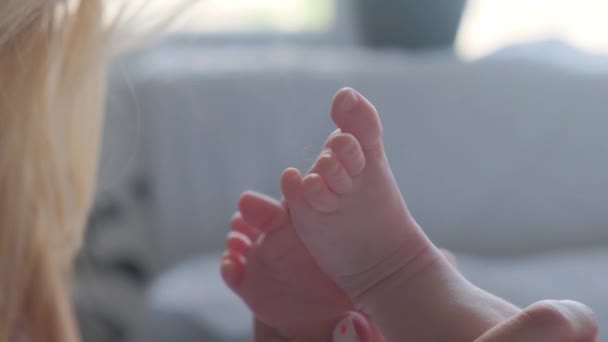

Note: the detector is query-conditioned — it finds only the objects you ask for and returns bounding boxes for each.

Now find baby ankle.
[354,243,446,309]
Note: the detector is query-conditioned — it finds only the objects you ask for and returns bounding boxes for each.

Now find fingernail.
[558,300,592,319]
[333,316,360,342]
[336,88,359,113]
[558,300,599,332]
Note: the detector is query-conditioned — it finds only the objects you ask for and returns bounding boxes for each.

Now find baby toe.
[313,152,353,194]
[221,251,245,290]
[302,173,340,213]
[227,231,252,256]
[231,212,261,241]
[326,133,365,177]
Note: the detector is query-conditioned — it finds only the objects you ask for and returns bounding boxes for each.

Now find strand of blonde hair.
[1,1,106,340]
[0,0,196,340]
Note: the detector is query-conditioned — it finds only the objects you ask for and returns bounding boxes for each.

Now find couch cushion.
[109,44,608,265]
[461,247,608,321]
[135,255,252,342]
[140,249,608,340]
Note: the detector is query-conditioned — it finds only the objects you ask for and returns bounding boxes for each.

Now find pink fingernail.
[333,316,359,342]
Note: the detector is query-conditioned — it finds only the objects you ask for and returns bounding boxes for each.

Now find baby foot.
[280,88,519,341]
[221,191,352,339]
[280,87,441,300]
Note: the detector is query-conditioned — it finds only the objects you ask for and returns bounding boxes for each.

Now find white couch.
[101,40,608,341]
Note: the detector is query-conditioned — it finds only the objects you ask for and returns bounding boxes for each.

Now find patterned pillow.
[74,175,156,342]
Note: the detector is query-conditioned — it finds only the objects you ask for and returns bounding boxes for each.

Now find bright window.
[184,0,335,33]
[108,0,336,34]
[457,0,608,59]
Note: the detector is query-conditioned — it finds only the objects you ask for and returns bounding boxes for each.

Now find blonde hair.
[0,1,193,340]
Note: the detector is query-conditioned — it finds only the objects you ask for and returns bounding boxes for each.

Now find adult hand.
[328,249,599,342]
[253,312,384,342]
[254,248,598,342]
[332,301,599,342]
[475,299,598,342]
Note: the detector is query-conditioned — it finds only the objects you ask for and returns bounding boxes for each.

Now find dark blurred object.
[355,0,466,49]
[75,90,158,342]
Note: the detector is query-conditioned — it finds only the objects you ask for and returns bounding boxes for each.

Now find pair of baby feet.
[221,88,519,341]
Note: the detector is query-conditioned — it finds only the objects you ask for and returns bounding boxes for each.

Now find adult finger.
[475,300,598,342]
[439,248,458,269]
[254,319,287,342]
[331,312,385,342]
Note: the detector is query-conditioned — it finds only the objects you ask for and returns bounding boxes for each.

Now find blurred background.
[76,1,608,341]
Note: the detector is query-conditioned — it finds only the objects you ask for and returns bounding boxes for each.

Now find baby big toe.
[330,88,383,151]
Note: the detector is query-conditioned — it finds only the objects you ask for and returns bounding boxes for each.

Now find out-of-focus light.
[105,0,334,33]
[456,0,608,60]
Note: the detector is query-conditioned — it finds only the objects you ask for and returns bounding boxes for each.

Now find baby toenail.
[311,179,323,192]
[346,142,358,154]
[339,142,359,158]
[321,155,337,172]
[336,88,358,113]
